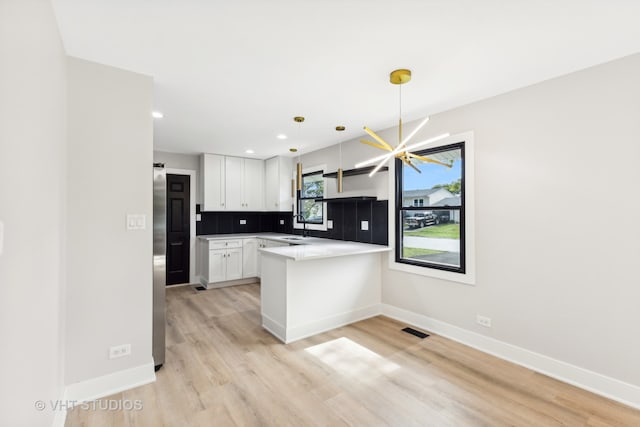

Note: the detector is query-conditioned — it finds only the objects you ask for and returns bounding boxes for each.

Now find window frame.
[388,131,475,285]
[299,169,324,224]
[293,164,328,232]
[395,142,465,273]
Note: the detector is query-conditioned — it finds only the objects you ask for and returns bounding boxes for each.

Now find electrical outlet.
[279,219,284,225]
[239,219,247,225]
[109,344,131,359]
[476,315,492,328]
[196,214,202,222]
[327,220,333,229]
[361,220,369,231]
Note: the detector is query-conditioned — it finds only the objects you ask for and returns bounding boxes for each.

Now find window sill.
[388,256,476,285]
[293,222,327,232]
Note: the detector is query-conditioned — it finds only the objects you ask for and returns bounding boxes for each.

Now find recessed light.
[152,111,164,119]
[277,134,287,140]
[245,149,255,154]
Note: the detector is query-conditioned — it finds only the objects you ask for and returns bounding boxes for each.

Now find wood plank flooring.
[66,284,640,426]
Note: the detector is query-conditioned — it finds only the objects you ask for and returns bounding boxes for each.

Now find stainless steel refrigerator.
[152,163,166,370]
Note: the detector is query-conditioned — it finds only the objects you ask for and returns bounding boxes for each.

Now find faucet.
[293,213,309,237]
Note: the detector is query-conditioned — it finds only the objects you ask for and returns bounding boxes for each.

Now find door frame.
[167,168,196,284]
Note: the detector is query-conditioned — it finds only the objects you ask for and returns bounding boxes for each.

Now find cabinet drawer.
[208,239,243,250]
[225,239,243,248]
[208,240,227,250]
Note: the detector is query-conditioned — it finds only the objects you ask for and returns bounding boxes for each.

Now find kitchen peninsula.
[258,237,390,343]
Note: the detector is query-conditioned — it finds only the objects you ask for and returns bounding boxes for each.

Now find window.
[396,142,465,273]
[299,170,324,224]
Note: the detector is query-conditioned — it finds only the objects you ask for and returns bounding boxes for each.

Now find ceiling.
[51,1,640,159]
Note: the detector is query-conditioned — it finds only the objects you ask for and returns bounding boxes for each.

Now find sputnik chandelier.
[355,69,452,176]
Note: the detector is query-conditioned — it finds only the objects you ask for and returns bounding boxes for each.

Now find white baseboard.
[285,304,381,344]
[262,314,286,342]
[202,277,259,289]
[380,304,640,409]
[64,360,156,404]
[52,400,67,427]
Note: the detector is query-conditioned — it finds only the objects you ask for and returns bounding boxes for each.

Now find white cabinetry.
[200,154,226,211]
[242,238,259,278]
[199,236,268,287]
[200,154,264,211]
[265,156,293,212]
[225,157,264,211]
[257,239,289,278]
[201,239,243,285]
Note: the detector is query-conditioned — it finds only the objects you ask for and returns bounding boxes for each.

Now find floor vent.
[402,327,429,339]
[194,286,207,291]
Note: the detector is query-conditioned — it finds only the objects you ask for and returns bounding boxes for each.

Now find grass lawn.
[403,247,444,258]
[405,223,460,239]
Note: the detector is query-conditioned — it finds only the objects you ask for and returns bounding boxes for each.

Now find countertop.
[259,240,391,261]
[197,232,309,244]
[197,233,391,261]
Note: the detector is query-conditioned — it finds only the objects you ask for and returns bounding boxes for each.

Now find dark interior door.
[167,174,190,285]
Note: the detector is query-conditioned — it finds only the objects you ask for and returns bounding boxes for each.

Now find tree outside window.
[300,171,324,223]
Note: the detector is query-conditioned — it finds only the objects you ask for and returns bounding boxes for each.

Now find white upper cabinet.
[226,156,264,211]
[224,156,244,210]
[265,156,293,212]
[200,154,265,211]
[243,158,264,211]
[200,154,225,211]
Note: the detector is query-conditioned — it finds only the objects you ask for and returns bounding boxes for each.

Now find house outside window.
[299,170,324,223]
[396,142,465,273]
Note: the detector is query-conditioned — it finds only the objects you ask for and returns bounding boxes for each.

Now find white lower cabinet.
[257,239,289,278]
[199,237,292,286]
[201,239,243,285]
[242,238,259,278]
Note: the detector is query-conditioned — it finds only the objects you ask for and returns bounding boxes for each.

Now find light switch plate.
[327,220,333,229]
[360,220,369,231]
[126,214,146,230]
[127,214,147,230]
[239,219,247,225]
[196,214,202,222]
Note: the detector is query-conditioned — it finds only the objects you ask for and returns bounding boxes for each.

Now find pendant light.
[289,147,297,197]
[336,125,346,193]
[294,116,304,191]
[356,69,452,176]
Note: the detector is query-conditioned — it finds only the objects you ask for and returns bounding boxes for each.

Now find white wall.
[382,53,640,388]
[65,58,154,386]
[297,140,388,200]
[0,1,67,426]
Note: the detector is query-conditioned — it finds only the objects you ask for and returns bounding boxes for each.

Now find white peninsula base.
[260,249,385,343]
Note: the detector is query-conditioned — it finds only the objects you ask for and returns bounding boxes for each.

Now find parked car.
[405,212,437,229]
[434,211,450,224]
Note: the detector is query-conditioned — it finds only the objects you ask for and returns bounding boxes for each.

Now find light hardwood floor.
[66,284,640,426]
